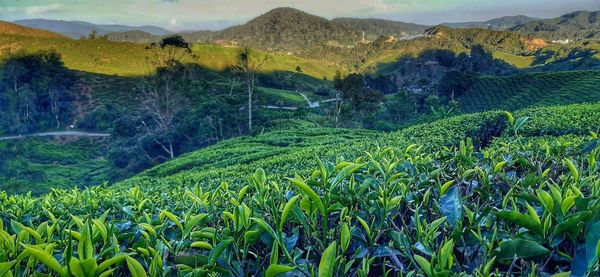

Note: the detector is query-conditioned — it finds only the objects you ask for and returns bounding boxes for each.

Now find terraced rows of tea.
[0,103,599,276]
[459,70,600,112]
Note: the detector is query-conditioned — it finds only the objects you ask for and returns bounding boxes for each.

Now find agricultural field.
[0,102,598,276]
[458,70,600,112]
[0,138,110,195]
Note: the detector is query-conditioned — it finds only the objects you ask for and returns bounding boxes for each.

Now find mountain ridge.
[13,19,172,38]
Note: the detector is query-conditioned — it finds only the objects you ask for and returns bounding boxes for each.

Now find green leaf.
[125,256,147,277]
[331,163,364,188]
[514,117,529,132]
[553,211,593,236]
[251,218,277,239]
[160,210,184,233]
[356,216,371,242]
[208,239,234,266]
[504,111,514,126]
[494,210,542,235]
[495,239,550,262]
[69,257,86,277]
[440,180,455,196]
[95,254,128,275]
[23,244,67,276]
[414,255,433,277]
[265,264,295,277]
[340,223,351,253]
[78,219,94,260]
[288,177,325,216]
[191,241,213,250]
[280,195,300,232]
[563,158,579,182]
[318,241,337,277]
[0,261,16,276]
[439,186,462,227]
[586,217,600,268]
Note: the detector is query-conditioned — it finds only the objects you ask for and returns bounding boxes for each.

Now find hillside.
[1,103,598,275]
[331,18,428,40]
[214,7,359,50]
[121,102,600,188]
[13,19,171,38]
[443,15,539,30]
[458,70,600,112]
[0,21,66,38]
[511,10,600,40]
[0,30,340,77]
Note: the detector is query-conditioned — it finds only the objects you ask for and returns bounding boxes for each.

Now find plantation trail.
[298,92,320,108]
[0,131,110,141]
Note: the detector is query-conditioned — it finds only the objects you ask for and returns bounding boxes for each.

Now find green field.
[1,102,598,275]
[459,70,600,112]
[0,33,340,78]
[0,138,109,194]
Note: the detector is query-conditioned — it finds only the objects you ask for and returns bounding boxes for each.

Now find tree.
[0,51,76,133]
[138,35,193,160]
[234,47,269,132]
[333,72,384,127]
[295,66,303,73]
[437,70,478,100]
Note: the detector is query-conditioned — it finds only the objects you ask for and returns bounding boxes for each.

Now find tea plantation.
[0,103,599,276]
[458,70,600,112]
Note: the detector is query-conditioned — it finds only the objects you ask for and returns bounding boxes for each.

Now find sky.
[1,0,600,31]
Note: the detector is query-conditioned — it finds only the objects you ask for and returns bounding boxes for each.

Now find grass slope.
[0,102,598,276]
[120,102,600,190]
[0,21,66,38]
[0,137,109,194]
[0,32,339,78]
[459,70,600,112]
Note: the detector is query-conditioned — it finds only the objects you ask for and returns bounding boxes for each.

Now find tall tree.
[333,73,383,127]
[139,35,193,159]
[235,47,269,132]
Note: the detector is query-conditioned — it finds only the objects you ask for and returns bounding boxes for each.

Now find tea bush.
[0,102,599,276]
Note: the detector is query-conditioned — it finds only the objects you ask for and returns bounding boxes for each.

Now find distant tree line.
[0,51,77,134]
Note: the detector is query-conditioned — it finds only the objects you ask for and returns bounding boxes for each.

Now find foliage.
[458,70,600,113]
[0,102,599,276]
[0,51,77,134]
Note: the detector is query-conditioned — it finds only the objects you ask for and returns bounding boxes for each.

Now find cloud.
[0,3,62,15]
[169,18,178,27]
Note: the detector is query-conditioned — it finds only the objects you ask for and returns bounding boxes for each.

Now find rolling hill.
[458,70,600,112]
[510,10,600,40]
[2,102,598,275]
[13,19,171,38]
[331,18,428,40]
[443,15,539,30]
[0,20,66,38]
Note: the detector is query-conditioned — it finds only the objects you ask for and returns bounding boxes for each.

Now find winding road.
[0,131,110,141]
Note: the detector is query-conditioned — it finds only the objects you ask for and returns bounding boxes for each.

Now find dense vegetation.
[0,103,598,276]
[458,70,600,112]
[0,138,109,195]
[0,51,77,134]
[511,10,600,41]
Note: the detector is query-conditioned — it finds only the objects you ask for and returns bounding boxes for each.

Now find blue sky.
[1,0,599,31]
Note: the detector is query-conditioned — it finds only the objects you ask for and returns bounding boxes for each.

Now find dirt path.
[0,131,110,141]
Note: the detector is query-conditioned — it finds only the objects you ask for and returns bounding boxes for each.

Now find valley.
[0,3,599,276]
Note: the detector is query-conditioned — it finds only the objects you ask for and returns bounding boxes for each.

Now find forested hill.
[510,10,600,40]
